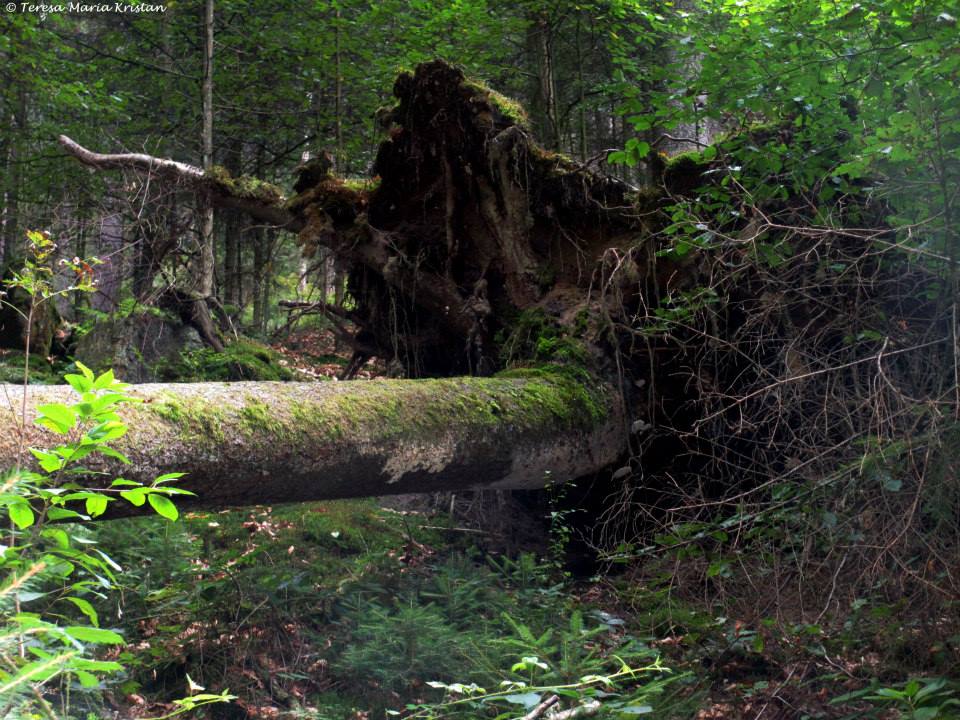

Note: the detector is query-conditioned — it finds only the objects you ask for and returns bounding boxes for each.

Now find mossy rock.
[157,339,294,382]
[73,309,203,382]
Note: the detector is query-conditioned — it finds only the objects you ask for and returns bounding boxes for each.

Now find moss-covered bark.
[0,370,624,516]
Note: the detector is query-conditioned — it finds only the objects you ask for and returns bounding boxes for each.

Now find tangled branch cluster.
[600,168,959,636]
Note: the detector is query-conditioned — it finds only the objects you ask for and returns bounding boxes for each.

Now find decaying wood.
[59,61,654,376]
[58,135,301,232]
[522,694,560,720]
[0,375,625,517]
[52,61,653,504]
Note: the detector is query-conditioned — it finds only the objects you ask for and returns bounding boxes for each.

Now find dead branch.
[58,134,301,231]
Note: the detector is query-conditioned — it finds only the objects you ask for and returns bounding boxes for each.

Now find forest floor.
[272,324,385,381]
[89,496,929,720]
[1,326,953,719]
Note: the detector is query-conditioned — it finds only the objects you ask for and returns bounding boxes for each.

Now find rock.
[74,310,203,382]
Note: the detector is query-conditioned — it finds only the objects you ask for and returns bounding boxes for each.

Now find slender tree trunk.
[252,226,264,330]
[93,199,123,313]
[2,86,28,264]
[0,136,9,268]
[251,142,266,331]
[225,221,241,308]
[260,228,275,333]
[576,16,588,162]
[199,0,215,299]
[526,12,561,151]
[222,137,242,308]
[334,5,343,172]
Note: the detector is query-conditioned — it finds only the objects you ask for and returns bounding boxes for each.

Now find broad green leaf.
[92,369,115,390]
[64,626,123,644]
[64,596,99,626]
[35,403,77,435]
[41,528,70,549]
[9,502,35,529]
[120,488,147,506]
[86,421,127,442]
[47,507,85,521]
[96,446,131,464]
[148,493,179,521]
[503,693,542,708]
[74,361,95,381]
[72,659,123,672]
[85,495,109,517]
[64,373,93,394]
[74,669,99,687]
[154,472,186,484]
[31,448,64,473]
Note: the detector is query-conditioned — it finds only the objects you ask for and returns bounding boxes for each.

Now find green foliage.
[0,362,207,715]
[498,308,590,366]
[0,238,233,715]
[157,338,294,382]
[618,0,959,259]
[0,352,68,385]
[337,599,472,692]
[832,677,960,719]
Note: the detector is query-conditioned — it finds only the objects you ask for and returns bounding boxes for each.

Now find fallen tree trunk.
[0,372,624,517]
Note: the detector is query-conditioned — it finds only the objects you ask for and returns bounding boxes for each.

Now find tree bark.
[199,0,216,299]
[2,84,28,262]
[93,200,123,312]
[0,373,625,516]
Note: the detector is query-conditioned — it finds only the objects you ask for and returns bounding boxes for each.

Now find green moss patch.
[206,165,285,204]
[461,78,529,127]
[149,394,228,444]
[157,339,293,383]
[497,308,590,367]
[0,351,69,385]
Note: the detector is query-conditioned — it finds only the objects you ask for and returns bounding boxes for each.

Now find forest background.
[1,0,959,718]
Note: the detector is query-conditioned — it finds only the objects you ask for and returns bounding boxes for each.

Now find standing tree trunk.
[93,200,123,313]
[527,11,561,151]
[199,0,216,299]
[222,137,242,309]
[576,16,588,162]
[334,5,344,172]
[2,85,28,266]
[252,226,265,331]
[260,228,275,334]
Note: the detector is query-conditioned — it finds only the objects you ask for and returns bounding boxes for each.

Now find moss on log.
[0,371,624,516]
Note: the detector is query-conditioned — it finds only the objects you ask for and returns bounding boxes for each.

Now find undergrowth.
[90,501,690,719]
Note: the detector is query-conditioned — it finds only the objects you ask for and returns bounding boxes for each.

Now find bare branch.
[58,134,302,232]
